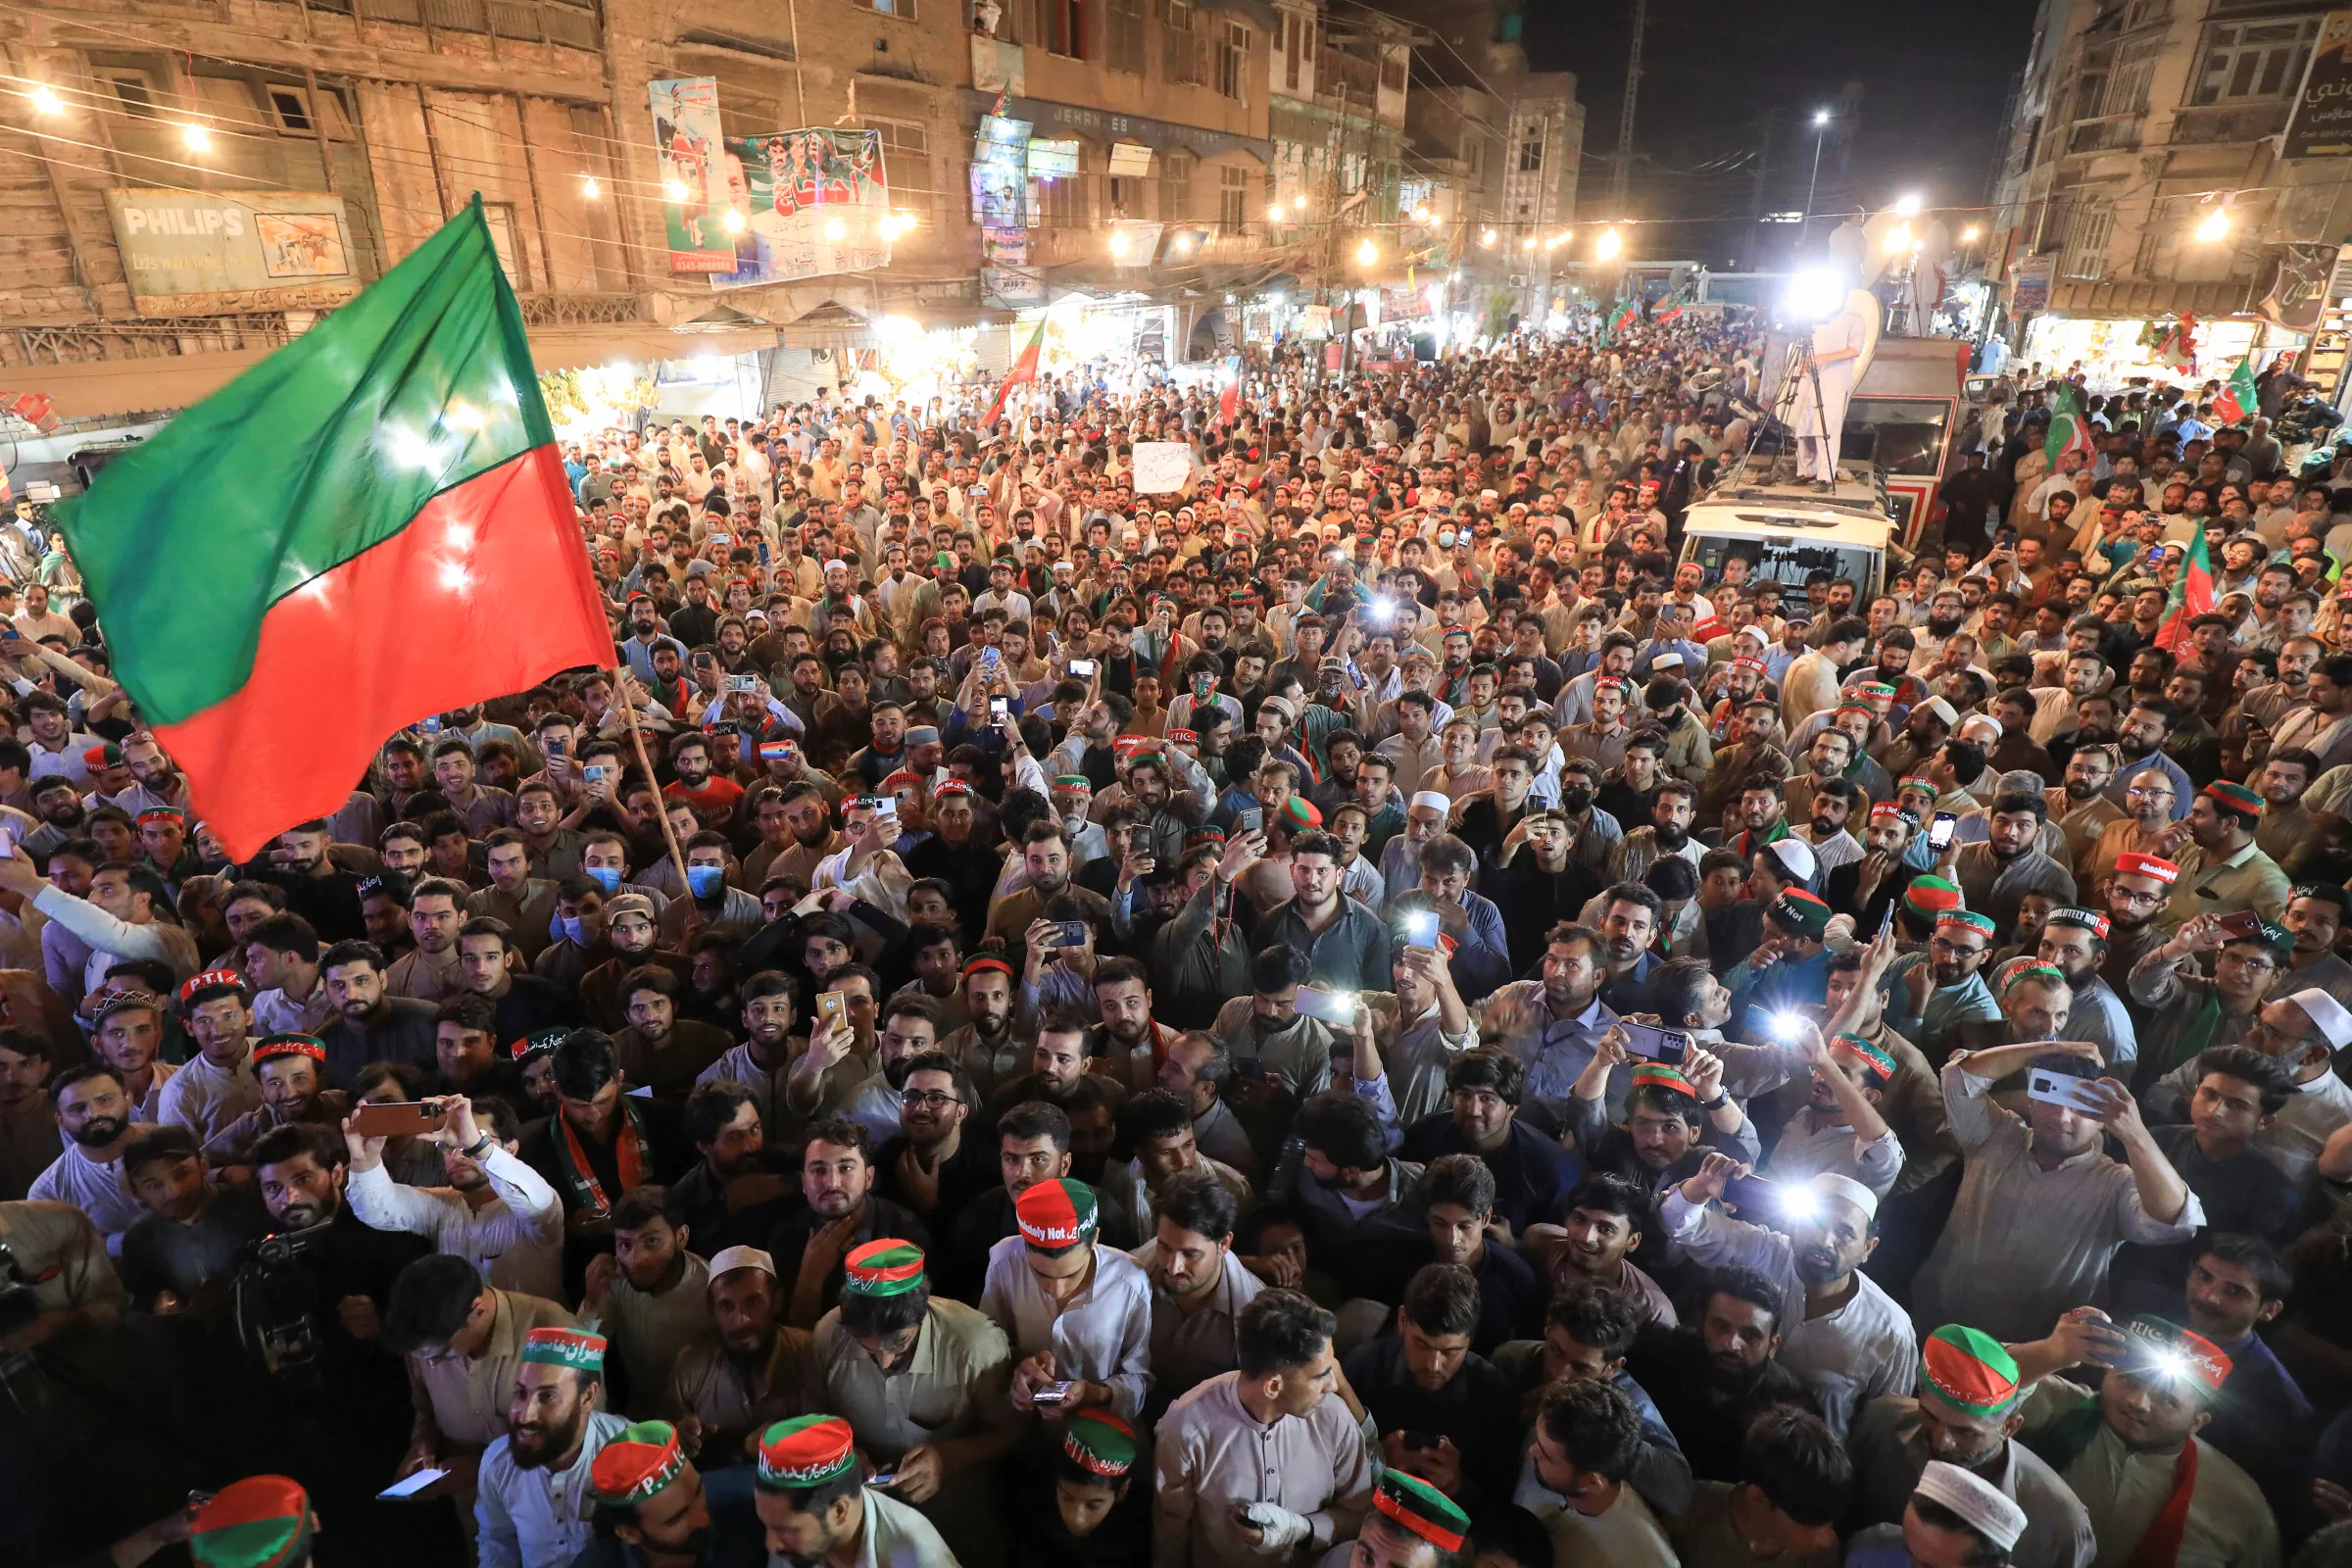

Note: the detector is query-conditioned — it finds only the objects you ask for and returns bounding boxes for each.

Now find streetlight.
[1481,227,1497,247]
[2195,204,2231,242]
[1892,192,1923,217]
[180,122,213,154]
[1356,237,1378,266]
[1961,223,1980,243]
[581,175,601,199]
[1800,110,1832,249]
[1267,203,1285,223]
[1596,227,1622,261]
[28,85,63,116]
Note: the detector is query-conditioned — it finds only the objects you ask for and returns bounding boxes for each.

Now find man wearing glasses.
[2126,911,2295,1095]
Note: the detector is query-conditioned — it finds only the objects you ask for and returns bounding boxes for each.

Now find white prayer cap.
[1410,791,1452,814]
[822,558,849,573]
[708,1246,777,1279]
[1957,713,2002,744]
[1764,837,1818,883]
[2289,988,2352,1051]
[1810,1172,1880,1223]
[1919,696,1960,727]
[1913,1461,2028,1552]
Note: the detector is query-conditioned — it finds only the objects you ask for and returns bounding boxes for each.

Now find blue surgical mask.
[584,865,622,894]
[560,915,586,946]
[686,865,725,900]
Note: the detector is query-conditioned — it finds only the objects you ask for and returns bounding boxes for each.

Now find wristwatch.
[462,1134,497,1160]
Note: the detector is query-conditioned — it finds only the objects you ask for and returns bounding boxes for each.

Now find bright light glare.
[1596,227,1623,261]
[1813,109,1832,126]
[1292,194,1306,211]
[180,123,213,153]
[721,209,746,234]
[1779,1185,1821,1220]
[1356,238,1378,265]
[1961,223,1981,242]
[823,218,846,240]
[1892,192,1923,217]
[663,179,690,203]
[875,315,921,342]
[1267,204,1285,222]
[1770,1010,1807,1042]
[581,176,602,199]
[1108,230,1129,256]
[2195,207,2231,242]
[1481,227,1497,246]
[1885,221,1912,253]
[29,85,63,116]
[1786,268,1846,322]
[1522,236,1538,251]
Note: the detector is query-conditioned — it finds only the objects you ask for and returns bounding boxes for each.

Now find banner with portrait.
[711,127,892,288]
[648,77,736,274]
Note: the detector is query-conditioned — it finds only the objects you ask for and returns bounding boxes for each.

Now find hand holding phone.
[377,1468,450,1502]
[350,1102,449,1139]
[1928,811,1958,852]
[2028,1066,2109,1116]
[1618,1021,1690,1065]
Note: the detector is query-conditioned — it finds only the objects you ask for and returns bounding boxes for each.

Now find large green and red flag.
[2153,521,2216,653]
[2044,384,2096,466]
[2212,353,2260,424]
[60,199,611,860]
[983,318,1048,427]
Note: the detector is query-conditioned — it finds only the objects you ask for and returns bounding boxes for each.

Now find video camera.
[231,1222,333,1393]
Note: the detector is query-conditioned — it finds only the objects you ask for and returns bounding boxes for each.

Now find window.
[1107,174,1142,217]
[2103,40,2158,117]
[857,0,914,14]
[1046,0,1087,57]
[1518,129,1544,172]
[1216,23,1249,100]
[268,86,313,131]
[1105,0,1146,72]
[1284,12,1301,89]
[1218,166,1248,232]
[1379,50,1405,93]
[2189,17,2319,104]
[872,121,933,216]
[1162,0,1204,84]
[105,73,158,117]
[1160,150,1192,222]
[482,202,528,289]
[2060,196,2114,280]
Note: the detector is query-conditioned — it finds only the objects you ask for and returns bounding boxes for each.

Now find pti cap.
[1915,1460,2028,1551]
[252,1034,326,1064]
[2119,1315,2231,1392]
[1831,1033,1896,1084]
[1016,1177,1100,1249]
[1919,1325,2021,1420]
[83,741,124,770]
[1061,1410,1140,1478]
[1372,1469,1471,1553]
[757,1415,858,1490]
[1936,909,1997,939]
[2045,907,2111,940]
[842,1239,927,1297]
[1995,958,2066,995]
[590,1421,689,1506]
[1281,796,1322,832]
[189,1477,313,1568]
[2204,780,2264,816]
[520,1327,606,1373]
[1770,887,1831,938]
[1629,1062,1693,1098]
[178,969,247,1009]
[2114,852,2180,884]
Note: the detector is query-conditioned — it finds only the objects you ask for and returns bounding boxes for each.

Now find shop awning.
[5,322,781,419]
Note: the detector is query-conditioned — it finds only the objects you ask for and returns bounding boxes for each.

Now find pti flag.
[58,199,611,859]
[2043,385,2096,466]
[983,317,1048,427]
[2153,523,2216,654]
[1605,302,1640,341]
[2212,354,2260,423]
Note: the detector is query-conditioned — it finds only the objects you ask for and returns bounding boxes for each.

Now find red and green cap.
[2204,780,2264,817]
[137,805,188,825]
[1061,1410,1140,1478]
[757,1415,858,1490]
[189,1476,313,1568]
[2120,1315,2232,1393]
[1281,796,1322,832]
[1832,1033,1896,1084]
[842,1239,927,1298]
[1936,908,1997,938]
[2046,907,2111,940]
[591,1421,688,1506]
[1372,1470,1470,1553]
[253,1033,327,1064]
[1769,887,1831,938]
[178,968,249,1011]
[1017,1176,1100,1249]
[520,1327,606,1373]
[1995,958,2066,995]
[1903,876,1964,916]
[1920,1325,2022,1419]
[1630,1062,1694,1098]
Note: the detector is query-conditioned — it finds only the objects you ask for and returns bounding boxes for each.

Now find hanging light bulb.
[1595,227,1622,260]
[721,209,746,234]
[2195,206,2231,243]
[1480,227,1497,246]
[28,85,64,117]
[180,122,213,153]
[1356,238,1378,265]
[1267,203,1285,223]
[664,179,690,203]
[581,175,602,199]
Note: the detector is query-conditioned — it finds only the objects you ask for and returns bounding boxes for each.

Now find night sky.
[1523,0,2045,270]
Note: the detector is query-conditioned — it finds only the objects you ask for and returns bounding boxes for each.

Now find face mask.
[1438,530,1457,548]
[560,915,587,946]
[686,865,726,900]
[584,865,622,895]
[1559,785,1595,815]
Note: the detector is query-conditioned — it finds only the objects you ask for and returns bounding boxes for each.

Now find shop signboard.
[2010,255,2054,315]
[1108,142,1153,175]
[649,76,738,274]
[983,227,1030,266]
[104,189,358,310]
[983,266,1044,309]
[1133,442,1192,493]
[711,127,893,288]
[1026,139,1080,178]
[2285,11,2352,158]
[1106,220,1161,268]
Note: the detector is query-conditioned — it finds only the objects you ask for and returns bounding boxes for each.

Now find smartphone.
[1032,1380,1074,1405]
[981,647,1002,670]
[727,675,759,693]
[544,733,565,760]
[2216,909,2264,942]
[1928,811,1958,852]
[377,1468,450,1501]
[1069,659,1097,678]
[1051,920,1090,949]
[1402,910,1440,949]
[2028,1066,2108,1114]
[0,828,15,860]
[1878,902,1895,940]
[1294,987,1359,1025]
[1236,807,1263,834]
[865,1470,900,1490]
[1619,1021,1690,1065]
[989,697,1010,720]
[760,740,796,762]
[421,715,442,735]
[817,992,850,1032]
[1527,793,1553,810]
[1233,1058,1269,1080]
[351,1102,449,1139]
[584,763,611,783]
[1722,1172,1785,1218]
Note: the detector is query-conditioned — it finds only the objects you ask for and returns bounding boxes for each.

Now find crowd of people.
[9,309,2352,1568]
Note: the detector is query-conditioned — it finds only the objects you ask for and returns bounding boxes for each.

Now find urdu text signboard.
[2285,12,2352,158]
[105,189,358,312]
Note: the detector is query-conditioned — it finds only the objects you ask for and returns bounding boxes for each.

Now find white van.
[1677,462,1901,602]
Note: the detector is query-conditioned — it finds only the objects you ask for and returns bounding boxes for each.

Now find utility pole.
[1745,108,1778,245]
[1609,0,1646,214]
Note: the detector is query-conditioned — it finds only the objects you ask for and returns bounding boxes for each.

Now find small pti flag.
[2154,522,2216,653]
[2213,353,2259,424]
[1605,302,1640,341]
[2043,384,2096,466]
[1218,355,1241,425]
[982,317,1048,428]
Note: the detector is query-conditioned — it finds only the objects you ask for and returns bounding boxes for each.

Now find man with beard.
[2097,852,2179,1016]
[902,783,998,951]
[2249,748,2324,866]
[1609,779,1704,885]
[1886,909,2003,1057]
[1828,804,1921,927]
[1844,1326,2096,1568]
[2165,780,2290,931]
[20,774,87,862]
[1951,793,2078,942]
[202,1033,352,1169]
[256,818,368,942]
[29,1062,149,1250]
[476,1328,630,1568]
[1664,1153,1915,1441]
[762,1116,929,1328]
[1796,775,1866,878]
[118,1123,270,1310]
[1626,1266,1814,1484]
[522,1031,693,1258]
[387,877,467,1003]
[657,1249,799,1469]
[317,940,439,1092]
[931,954,1018,1102]
[691,972,799,1127]
[871,1051,998,1242]
[581,1417,767,1568]
[1481,919,1621,1101]
[2027,909,2136,1067]
[1725,772,1795,860]
[1134,1166,1261,1419]
[2009,1316,2275,1568]
[2099,700,2194,822]
[2143,983,2352,1185]
[2043,745,2124,869]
